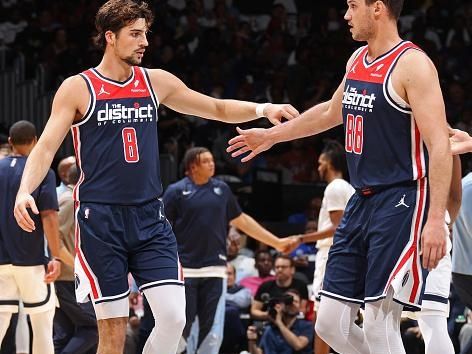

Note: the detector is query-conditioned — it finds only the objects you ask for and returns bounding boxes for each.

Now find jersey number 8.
[345,114,363,155]
[122,127,140,163]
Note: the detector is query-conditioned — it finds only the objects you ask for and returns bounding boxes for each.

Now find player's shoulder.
[54,75,89,103]
[212,177,230,188]
[395,44,436,78]
[61,74,88,91]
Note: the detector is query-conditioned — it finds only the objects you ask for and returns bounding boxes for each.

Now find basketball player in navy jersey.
[12,1,298,354]
[0,121,61,354]
[228,1,451,353]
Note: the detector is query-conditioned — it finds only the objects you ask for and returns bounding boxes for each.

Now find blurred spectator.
[221,263,252,353]
[247,289,313,354]
[240,250,275,297]
[56,156,75,197]
[251,255,308,321]
[452,171,472,310]
[228,227,258,283]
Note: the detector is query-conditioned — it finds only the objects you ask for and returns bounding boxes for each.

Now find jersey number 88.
[345,114,363,155]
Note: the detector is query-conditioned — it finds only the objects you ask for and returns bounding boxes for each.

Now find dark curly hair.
[93,0,154,51]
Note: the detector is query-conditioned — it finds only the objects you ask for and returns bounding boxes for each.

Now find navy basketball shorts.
[320,179,428,310]
[74,198,183,319]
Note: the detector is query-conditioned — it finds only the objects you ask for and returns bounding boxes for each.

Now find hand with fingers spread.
[263,104,300,126]
[227,127,274,162]
[14,192,39,232]
[421,218,447,271]
[449,127,472,155]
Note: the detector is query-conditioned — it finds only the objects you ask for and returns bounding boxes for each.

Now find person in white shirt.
[296,141,354,354]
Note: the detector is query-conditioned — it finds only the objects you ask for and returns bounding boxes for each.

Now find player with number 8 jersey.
[73,66,161,204]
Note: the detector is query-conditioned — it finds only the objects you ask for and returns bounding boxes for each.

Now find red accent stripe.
[409,178,425,302]
[71,127,85,202]
[74,205,99,299]
[414,124,423,179]
[384,179,425,299]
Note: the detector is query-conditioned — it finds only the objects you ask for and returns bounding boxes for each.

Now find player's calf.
[97,317,128,354]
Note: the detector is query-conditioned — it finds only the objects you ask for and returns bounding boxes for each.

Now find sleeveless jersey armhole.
[72,73,96,127]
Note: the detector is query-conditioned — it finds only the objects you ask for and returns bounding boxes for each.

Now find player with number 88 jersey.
[342,41,427,189]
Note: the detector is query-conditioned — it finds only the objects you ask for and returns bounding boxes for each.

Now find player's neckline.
[91,67,135,87]
[363,40,408,67]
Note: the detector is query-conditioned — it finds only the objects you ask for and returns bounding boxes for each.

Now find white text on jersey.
[97,103,154,121]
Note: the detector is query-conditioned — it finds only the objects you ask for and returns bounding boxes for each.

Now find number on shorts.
[345,114,363,154]
[122,127,140,163]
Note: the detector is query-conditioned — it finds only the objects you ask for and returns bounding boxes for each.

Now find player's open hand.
[227,127,274,162]
[44,258,61,283]
[449,127,472,155]
[264,104,299,126]
[14,192,39,232]
[420,219,447,271]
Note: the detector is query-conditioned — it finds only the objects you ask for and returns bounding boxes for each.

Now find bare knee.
[97,317,127,354]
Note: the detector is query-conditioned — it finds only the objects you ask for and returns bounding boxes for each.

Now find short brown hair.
[365,0,404,20]
[93,0,154,50]
[274,254,294,267]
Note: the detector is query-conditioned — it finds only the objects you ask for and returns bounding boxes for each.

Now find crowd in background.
[1,0,472,353]
[1,0,472,181]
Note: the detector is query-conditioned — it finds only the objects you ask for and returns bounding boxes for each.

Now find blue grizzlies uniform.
[0,156,58,314]
[320,41,429,309]
[163,176,242,269]
[72,67,183,309]
[163,176,242,354]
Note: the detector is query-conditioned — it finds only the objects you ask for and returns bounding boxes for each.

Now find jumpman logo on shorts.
[395,194,410,208]
[98,84,110,96]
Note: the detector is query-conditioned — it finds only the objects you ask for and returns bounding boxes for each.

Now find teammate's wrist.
[256,103,270,117]
[52,257,63,263]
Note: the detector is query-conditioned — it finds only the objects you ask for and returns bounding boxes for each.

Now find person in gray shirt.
[452,172,472,309]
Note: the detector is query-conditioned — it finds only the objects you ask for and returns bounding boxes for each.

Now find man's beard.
[122,55,141,66]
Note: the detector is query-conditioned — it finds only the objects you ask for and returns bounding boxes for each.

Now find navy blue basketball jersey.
[0,156,58,265]
[343,41,428,189]
[163,177,242,268]
[71,67,161,204]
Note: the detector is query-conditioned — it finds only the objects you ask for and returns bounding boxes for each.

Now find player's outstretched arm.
[399,50,451,270]
[225,48,362,163]
[298,210,344,243]
[148,69,299,124]
[226,83,344,162]
[450,128,472,155]
[230,212,297,253]
[14,76,84,232]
